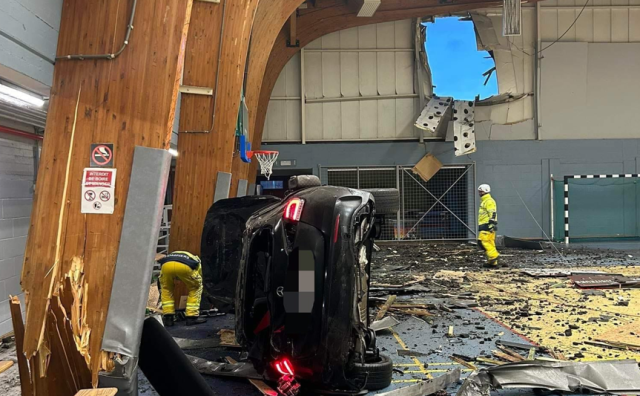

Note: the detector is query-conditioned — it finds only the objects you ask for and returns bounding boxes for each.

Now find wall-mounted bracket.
[179,85,214,96]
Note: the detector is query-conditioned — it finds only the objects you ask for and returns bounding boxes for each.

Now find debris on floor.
[218,329,240,347]
[377,368,461,396]
[456,360,640,396]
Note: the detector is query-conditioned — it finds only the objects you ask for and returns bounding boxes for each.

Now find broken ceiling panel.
[452,100,476,156]
[471,14,506,51]
[415,18,434,101]
[415,96,452,138]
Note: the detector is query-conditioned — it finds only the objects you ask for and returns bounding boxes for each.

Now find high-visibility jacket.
[478,193,497,231]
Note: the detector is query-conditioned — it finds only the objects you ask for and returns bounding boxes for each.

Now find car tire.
[351,353,393,391]
[363,188,399,215]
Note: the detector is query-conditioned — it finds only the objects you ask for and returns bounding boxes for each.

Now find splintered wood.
[375,295,396,321]
[226,356,277,396]
[19,0,193,391]
[75,389,118,396]
[0,361,13,374]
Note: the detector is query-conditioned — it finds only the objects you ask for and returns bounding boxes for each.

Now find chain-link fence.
[319,164,477,241]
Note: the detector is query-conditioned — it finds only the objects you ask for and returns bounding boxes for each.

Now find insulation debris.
[377,368,461,396]
[371,316,400,332]
[218,329,239,347]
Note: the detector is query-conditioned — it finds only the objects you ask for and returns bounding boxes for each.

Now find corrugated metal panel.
[265,101,287,140]
[360,101,378,139]
[377,99,396,138]
[263,19,424,142]
[322,102,342,139]
[395,52,414,94]
[306,103,323,140]
[395,98,416,138]
[341,102,360,139]
[286,53,301,97]
[286,101,302,141]
[305,52,323,99]
[537,1,640,43]
[394,20,413,49]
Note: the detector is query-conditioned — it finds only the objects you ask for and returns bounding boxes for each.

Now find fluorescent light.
[168,148,179,157]
[0,84,44,107]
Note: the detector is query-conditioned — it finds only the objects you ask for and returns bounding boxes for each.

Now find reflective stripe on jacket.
[158,251,201,270]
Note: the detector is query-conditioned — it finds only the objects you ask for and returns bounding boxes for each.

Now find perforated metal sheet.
[415,96,452,136]
[452,100,477,156]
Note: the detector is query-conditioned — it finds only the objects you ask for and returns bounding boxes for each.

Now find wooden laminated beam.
[226,0,305,197]
[170,0,273,251]
[20,0,193,389]
[239,0,504,183]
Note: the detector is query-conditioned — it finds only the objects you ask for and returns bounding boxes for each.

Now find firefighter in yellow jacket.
[158,251,207,326]
[477,184,500,267]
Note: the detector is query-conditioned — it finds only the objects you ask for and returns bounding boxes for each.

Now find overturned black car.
[200,176,399,393]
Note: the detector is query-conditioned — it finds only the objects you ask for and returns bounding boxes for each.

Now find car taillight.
[284,198,304,222]
[333,214,340,243]
[274,358,295,376]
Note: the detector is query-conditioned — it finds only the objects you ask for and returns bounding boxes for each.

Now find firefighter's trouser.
[160,262,203,317]
[478,231,500,264]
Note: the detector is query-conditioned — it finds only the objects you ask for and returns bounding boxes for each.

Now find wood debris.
[492,351,521,363]
[497,345,525,361]
[475,357,505,366]
[389,307,433,316]
[447,326,455,338]
[449,356,477,370]
[75,389,118,396]
[371,275,426,288]
[0,360,13,374]
[375,295,396,321]
[226,356,277,396]
[218,329,240,347]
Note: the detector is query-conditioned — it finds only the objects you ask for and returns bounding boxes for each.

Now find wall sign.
[82,168,116,214]
[90,143,114,167]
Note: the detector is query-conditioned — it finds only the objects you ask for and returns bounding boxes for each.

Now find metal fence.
[320,165,477,241]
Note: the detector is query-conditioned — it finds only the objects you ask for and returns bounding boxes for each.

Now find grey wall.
[265,139,640,239]
[0,133,35,335]
[0,0,61,93]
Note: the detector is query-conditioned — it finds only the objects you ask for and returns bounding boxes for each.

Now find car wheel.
[362,188,399,215]
[351,353,393,391]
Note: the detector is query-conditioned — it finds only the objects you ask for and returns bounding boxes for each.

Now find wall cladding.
[540,41,640,139]
[264,139,640,238]
[263,20,419,142]
[0,0,62,90]
[0,134,34,336]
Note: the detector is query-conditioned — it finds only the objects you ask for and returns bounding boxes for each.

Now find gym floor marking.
[391,329,433,380]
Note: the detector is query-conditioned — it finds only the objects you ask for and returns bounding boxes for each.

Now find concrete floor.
[1,243,638,395]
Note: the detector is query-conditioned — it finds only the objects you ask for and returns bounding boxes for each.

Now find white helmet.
[478,184,491,193]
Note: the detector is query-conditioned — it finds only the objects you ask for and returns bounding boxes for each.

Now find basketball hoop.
[249,150,279,180]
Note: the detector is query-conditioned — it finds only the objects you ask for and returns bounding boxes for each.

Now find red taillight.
[275,358,295,376]
[333,214,340,243]
[284,198,304,222]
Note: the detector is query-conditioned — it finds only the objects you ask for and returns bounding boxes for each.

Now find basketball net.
[254,151,279,180]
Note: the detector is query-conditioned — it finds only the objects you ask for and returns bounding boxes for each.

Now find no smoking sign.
[90,143,114,168]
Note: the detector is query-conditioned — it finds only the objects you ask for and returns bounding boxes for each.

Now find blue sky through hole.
[425,17,498,100]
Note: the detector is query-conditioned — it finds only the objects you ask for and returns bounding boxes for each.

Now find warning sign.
[90,144,114,168]
[82,168,116,214]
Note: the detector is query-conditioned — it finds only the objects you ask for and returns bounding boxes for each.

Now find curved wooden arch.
[229,0,306,196]
[241,0,501,181]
